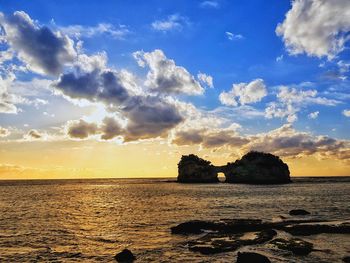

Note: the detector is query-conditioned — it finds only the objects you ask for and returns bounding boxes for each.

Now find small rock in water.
[236,252,271,263]
[114,249,135,262]
[289,209,310,216]
[343,256,350,263]
[270,238,313,255]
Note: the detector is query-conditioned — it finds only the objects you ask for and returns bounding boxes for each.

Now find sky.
[0,0,349,179]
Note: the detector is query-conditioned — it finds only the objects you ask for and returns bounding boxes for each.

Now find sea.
[0,177,349,262]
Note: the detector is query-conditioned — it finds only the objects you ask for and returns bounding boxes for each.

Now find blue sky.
[0,0,350,177]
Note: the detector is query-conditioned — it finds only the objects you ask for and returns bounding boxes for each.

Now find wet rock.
[270,238,313,255]
[114,249,135,262]
[289,209,310,216]
[283,222,350,236]
[343,256,350,263]
[188,229,277,255]
[236,252,271,263]
[171,219,275,235]
[170,220,222,234]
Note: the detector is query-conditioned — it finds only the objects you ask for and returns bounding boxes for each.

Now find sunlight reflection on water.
[0,178,349,262]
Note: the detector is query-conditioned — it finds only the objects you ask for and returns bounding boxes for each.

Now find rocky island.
[177,151,291,184]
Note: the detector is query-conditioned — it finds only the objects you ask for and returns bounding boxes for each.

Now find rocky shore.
[171,209,350,262]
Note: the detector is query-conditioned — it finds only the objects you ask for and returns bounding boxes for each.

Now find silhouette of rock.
[177,151,291,184]
[224,152,291,184]
[236,252,271,263]
[114,249,135,262]
[177,154,218,183]
[270,238,313,255]
[289,209,310,216]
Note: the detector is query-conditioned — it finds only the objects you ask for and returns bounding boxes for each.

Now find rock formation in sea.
[177,154,219,183]
[177,151,291,184]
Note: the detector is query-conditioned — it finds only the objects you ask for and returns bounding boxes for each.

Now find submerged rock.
[236,251,271,263]
[289,209,311,216]
[270,238,313,255]
[177,154,218,183]
[114,249,135,262]
[177,151,291,184]
[283,222,350,236]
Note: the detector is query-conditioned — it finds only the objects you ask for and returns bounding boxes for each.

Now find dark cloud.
[172,128,248,148]
[54,68,130,106]
[123,96,183,141]
[67,119,98,139]
[0,11,76,75]
[100,117,123,140]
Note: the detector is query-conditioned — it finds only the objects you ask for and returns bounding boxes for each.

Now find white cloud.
[308,111,319,119]
[200,1,220,9]
[265,85,340,123]
[226,31,244,41]
[343,109,350,117]
[60,23,130,39]
[151,14,188,32]
[219,79,267,106]
[276,55,284,62]
[197,73,213,88]
[133,49,204,95]
[276,0,350,59]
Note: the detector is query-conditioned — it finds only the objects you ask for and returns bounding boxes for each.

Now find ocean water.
[0,177,349,262]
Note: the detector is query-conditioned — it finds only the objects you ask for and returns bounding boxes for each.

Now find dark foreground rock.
[171,217,349,255]
[114,249,135,262]
[289,209,310,216]
[171,219,274,235]
[177,151,291,184]
[270,238,313,255]
[236,252,271,263]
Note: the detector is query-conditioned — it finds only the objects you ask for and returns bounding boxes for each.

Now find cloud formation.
[0,11,76,75]
[265,85,340,123]
[225,32,244,41]
[219,79,267,106]
[200,1,220,9]
[133,49,204,95]
[172,128,249,148]
[343,109,350,117]
[151,14,188,32]
[67,119,99,139]
[197,73,214,88]
[0,126,9,137]
[276,0,350,59]
[55,52,184,142]
[60,23,129,39]
[244,124,350,160]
